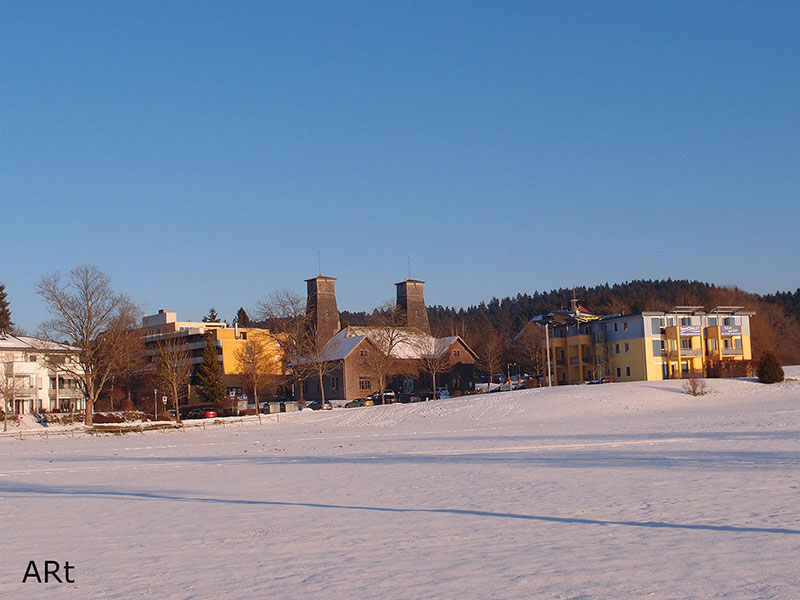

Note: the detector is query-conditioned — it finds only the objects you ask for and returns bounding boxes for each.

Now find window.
[681,317,691,326]
[616,367,621,378]
[734,337,742,348]
[359,349,368,357]
[625,366,631,377]
[624,343,629,353]
[652,340,662,357]
[615,344,620,354]
[681,339,691,350]
[453,350,460,357]
[623,321,628,331]
[613,323,618,332]
[359,376,371,390]
[651,317,661,334]
[708,317,717,327]
[331,376,339,392]
[29,354,37,362]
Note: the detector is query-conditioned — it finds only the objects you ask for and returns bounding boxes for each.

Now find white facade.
[0,333,84,414]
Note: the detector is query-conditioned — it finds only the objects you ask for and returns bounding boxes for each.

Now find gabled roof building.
[301,277,477,403]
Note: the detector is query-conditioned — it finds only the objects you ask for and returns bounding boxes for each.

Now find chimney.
[305,275,341,347]
[396,279,430,334]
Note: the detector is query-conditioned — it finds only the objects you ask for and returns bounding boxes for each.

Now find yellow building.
[141,309,284,404]
[525,305,754,385]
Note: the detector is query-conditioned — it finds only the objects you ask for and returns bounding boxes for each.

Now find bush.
[757,351,784,384]
[682,371,708,396]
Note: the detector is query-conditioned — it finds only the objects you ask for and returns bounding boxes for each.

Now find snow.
[2,375,800,599]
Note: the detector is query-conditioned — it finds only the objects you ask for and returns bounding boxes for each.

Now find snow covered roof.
[317,328,367,361]
[0,333,77,353]
[333,327,475,361]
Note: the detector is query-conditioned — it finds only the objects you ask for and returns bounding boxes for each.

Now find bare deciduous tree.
[36,266,140,426]
[302,323,339,408]
[512,326,545,381]
[256,290,311,405]
[360,301,412,405]
[0,361,23,432]
[235,334,279,423]
[152,336,192,424]
[476,330,504,390]
[412,334,452,399]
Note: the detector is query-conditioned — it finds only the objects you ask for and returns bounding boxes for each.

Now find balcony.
[722,348,743,356]
[556,359,566,366]
[569,358,580,366]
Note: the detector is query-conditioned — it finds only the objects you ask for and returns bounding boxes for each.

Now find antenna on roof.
[408,255,411,280]
[570,288,579,316]
[317,251,322,276]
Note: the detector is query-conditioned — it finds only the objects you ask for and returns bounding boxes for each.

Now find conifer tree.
[0,283,13,332]
[195,336,226,404]
[202,308,220,323]
[236,307,251,327]
[757,350,784,384]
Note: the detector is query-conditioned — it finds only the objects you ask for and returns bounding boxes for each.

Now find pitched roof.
[0,333,77,352]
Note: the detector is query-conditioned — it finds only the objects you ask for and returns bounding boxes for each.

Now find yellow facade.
[541,309,753,386]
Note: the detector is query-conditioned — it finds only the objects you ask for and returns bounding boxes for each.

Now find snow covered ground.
[2,374,799,599]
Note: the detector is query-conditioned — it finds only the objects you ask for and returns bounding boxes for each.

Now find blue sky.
[2,1,798,332]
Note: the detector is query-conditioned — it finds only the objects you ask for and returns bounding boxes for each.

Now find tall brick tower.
[395,279,430,334]
[305,275,341,347]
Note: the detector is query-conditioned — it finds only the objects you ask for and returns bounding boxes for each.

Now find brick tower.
[305,275,341,347]
[395,279,430,334]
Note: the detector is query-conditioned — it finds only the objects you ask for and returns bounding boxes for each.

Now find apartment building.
[0,333,84,414]
[522,303,753,385]
[141,310,283,403]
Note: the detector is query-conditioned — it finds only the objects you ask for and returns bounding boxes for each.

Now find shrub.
[757,351,784,384]
[682,371,708,396]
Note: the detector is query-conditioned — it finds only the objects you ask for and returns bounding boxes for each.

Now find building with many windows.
[0,333,84,414]
[519,302,754,385]
[140,310,283,405]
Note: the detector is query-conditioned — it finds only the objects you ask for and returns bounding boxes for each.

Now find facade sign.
[679,325,701,336]
[721,325,741,336]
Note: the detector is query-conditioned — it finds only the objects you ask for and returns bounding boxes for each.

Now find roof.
[313,327,476,362]
[0,333,77,352]
[318,328,367,361]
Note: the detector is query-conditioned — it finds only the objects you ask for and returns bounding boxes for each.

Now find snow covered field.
[2,374,800,599]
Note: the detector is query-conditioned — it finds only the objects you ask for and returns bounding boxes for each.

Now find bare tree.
[256,290,311,405]
[682,370,709,396]
[476,330,504,390]
[0,361,23,432]
[360,301,411,405]
[512,326,545,381]
[152,336,192,424]
[235,334,279,423]
[412,334,452,400]
[35,266,140,426]
[302,323,339,408]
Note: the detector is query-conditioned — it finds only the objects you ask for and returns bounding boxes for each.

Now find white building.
[0,333,84,414]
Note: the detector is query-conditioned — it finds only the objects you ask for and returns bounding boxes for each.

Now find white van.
[435,387,450,399]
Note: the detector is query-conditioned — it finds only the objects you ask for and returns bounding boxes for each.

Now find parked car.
[368,390,397,404]
[435,387,450,399]
[304,400,332,410]
[187,407,218,419]
[398,393,422,403]
[345,397,374,408]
